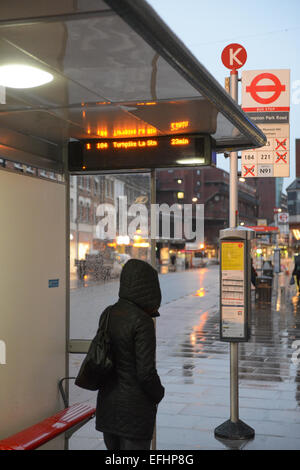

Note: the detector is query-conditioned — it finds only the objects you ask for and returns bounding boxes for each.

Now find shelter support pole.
[150,169,157,451]
[151,169,156,269]
[63,144,71,449]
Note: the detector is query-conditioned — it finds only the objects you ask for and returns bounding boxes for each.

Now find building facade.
[287,178,300,251]
[156,166,258,257]
[69,174,151,275]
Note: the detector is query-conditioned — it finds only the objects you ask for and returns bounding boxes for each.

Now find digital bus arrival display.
[68,134,216,172]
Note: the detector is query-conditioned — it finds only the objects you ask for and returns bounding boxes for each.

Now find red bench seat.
[0,402,96,450]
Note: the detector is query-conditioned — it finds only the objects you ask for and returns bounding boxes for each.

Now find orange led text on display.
[85,137,192,151]
[170,121,189,131]
[171,138,190,146]
[97,130,108,137]
[85,139,159,151]
[113,140,158,149]
[113,127,157,137]
[96,142,109,149]
[136,102,156,106]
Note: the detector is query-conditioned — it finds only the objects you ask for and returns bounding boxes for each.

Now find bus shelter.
[246,225,279,272]
[0,0,265,449]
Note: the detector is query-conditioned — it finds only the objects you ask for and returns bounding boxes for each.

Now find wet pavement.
[68,265,300,450]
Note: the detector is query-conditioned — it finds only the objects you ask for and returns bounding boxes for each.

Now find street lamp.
[238,171,245,183]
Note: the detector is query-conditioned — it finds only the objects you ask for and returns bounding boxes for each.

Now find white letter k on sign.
[230,47,242,66]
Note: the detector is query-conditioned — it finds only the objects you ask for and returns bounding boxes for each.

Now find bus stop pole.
[215,70,255,440]
[229,70,239,425]
[150,169,157,451]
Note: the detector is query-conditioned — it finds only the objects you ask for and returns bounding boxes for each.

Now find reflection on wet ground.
[195,287,205,298]
[156,271,300,450]
[69,266,300,450]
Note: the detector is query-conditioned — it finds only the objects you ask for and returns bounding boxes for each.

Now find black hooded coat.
[95,259,165,440]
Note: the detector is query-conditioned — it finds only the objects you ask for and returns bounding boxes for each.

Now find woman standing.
[292,254,300,293]
[96,259,165,450]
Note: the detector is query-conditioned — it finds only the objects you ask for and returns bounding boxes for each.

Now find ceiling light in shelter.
[177,158,205,165]
[0,65,53,88]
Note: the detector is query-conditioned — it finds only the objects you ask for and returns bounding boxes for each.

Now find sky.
[148,0,300,193]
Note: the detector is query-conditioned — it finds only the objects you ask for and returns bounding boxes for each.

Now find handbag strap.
[97,306,111,334]
[104,307,111,332]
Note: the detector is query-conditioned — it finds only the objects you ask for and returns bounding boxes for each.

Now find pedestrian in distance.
[292,254,300,293]
[96,258,165,450]
[251,258,257,288]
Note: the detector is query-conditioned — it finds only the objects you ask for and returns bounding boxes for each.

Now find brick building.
[69,174,151,274]
[296,139,300,178]
[246,178,282,224]
[156,166,258,256]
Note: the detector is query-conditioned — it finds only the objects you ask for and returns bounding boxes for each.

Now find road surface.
[70,266,218,339]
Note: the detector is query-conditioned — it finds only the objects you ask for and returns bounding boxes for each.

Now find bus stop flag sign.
[221,44,247,70]
[241,69,290,178]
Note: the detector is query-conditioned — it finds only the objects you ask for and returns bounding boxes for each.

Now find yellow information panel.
[221,242,244,271]
[221,240,247,340]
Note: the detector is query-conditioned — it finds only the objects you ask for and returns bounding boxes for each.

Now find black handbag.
[75,308,114,391]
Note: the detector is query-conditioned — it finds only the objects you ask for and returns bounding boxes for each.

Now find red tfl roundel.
[221,43,247,70]
[246,73,286,104]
